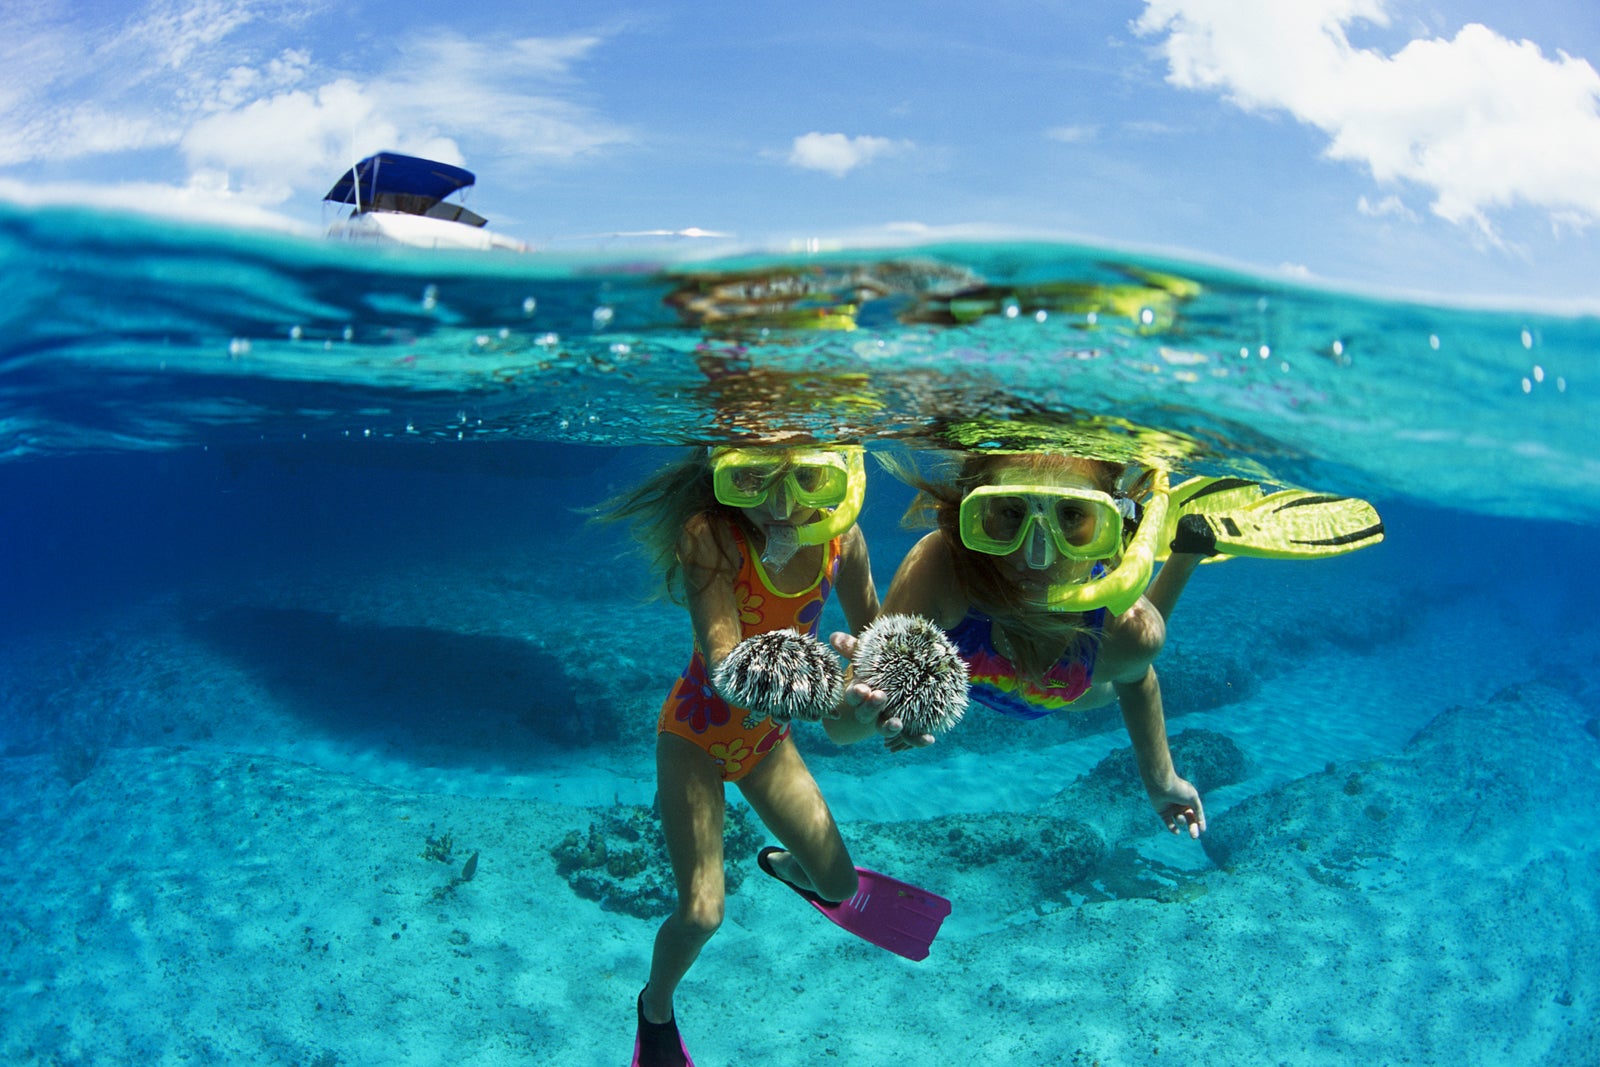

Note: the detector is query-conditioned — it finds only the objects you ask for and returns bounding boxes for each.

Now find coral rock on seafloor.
[711,628,844,723]
[851,614,970,736]
[550,803,765,918]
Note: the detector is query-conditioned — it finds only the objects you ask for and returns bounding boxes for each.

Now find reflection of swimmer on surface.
[661,260,1209,448]
[663,259,1196,334]
[665,266,886,440]
[664,265,880,332]
[690,339,885,440]
[897,266,1202,333]
[832,440,1384,841]
[597,443,958,1067]
[663,259,983,333]
[666,260,988,439]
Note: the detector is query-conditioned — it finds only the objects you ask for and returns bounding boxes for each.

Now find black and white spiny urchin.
[712,629,845,725]
[851,614,969,736]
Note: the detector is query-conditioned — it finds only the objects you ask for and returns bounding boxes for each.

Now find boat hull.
[327,211,527,252]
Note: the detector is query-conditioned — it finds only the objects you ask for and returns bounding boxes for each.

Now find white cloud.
[1135,1,1600,233]
[1357,194,1417,221]
[786,132,907,177]
[210,48,311,110]
[0,3,629,203]
[181,79,422,203]
[0,111,156,168]
[0,176,315,233]
[1045,124,1099,144]
[177,32,630,199]
[123,0,273,70]
[368,34,627,165]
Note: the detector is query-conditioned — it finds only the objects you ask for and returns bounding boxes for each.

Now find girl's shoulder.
[887,532,969,626]
[678,510,744,574]
[1098,597,1166,679]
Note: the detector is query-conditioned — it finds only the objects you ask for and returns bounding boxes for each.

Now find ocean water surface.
[1,202,1597,1066]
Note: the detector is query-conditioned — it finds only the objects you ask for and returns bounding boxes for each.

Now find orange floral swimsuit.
[657,524,842,782]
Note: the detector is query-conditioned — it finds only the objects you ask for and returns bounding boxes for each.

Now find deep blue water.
[2,202,1598,1065]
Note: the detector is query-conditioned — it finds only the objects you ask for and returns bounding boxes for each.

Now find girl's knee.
[814,863,859,905]
[675,894,725,938]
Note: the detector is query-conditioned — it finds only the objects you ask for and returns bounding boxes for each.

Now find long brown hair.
[888,450,1132,684]
[591,449,744,603]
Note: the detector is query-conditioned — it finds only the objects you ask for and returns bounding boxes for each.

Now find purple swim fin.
[757,846,952,962]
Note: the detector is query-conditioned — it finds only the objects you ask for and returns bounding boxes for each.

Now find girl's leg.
[642,733,727,1026]
[737,739,858,903]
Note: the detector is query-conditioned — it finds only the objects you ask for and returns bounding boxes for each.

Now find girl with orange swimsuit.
[599,444,880,1067]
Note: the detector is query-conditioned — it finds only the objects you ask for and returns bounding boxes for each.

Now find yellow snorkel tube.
[795,446,865,545]
[1043,471,1170,616]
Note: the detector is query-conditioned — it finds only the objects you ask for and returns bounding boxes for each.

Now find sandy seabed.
[2,544,1598,1066]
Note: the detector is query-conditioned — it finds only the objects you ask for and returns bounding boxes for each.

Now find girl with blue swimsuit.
[834,450,1209,838]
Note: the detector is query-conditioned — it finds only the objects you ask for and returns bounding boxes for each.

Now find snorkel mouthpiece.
[760,524,801,568]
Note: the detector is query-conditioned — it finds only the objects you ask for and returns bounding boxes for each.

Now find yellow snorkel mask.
[711,445,866,561]
[959,484,1126,562]
[957,468,1170,616]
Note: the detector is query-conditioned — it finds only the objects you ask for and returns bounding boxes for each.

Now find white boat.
[323,152,528,252]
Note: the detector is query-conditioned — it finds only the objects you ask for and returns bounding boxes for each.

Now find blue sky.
[2,0,1597,303]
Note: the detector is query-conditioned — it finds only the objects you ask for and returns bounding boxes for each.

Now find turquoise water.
[1,202,1597,1065]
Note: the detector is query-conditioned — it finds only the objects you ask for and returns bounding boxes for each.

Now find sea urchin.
[711,629,845,724]
[851,614,969,736]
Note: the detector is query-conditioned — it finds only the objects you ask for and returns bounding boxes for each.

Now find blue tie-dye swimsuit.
[948,607,1108,721]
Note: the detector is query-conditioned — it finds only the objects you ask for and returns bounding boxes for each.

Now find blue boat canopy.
[323,152,476,206]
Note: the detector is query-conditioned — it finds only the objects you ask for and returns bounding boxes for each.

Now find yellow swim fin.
[1156,476,1384,560]
[1155,476,1266,561]
[1168,476,1264,515]
[1170,488,1385,560]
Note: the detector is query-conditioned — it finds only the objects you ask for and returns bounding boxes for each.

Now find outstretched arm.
[1105,600,1204,837]
[832,524,880,636]
[1115,665,1205,837]
[678,514,747,667]
[1143,552,1204,624]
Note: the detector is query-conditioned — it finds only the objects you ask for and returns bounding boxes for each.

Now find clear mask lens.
[711,447,861,520]
[960,485,1122,560]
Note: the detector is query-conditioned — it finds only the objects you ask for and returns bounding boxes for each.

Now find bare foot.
[760,848,818,894]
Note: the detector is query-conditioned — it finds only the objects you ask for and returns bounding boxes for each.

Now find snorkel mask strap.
[1044,473,1170,616]
[794,447,866,545]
